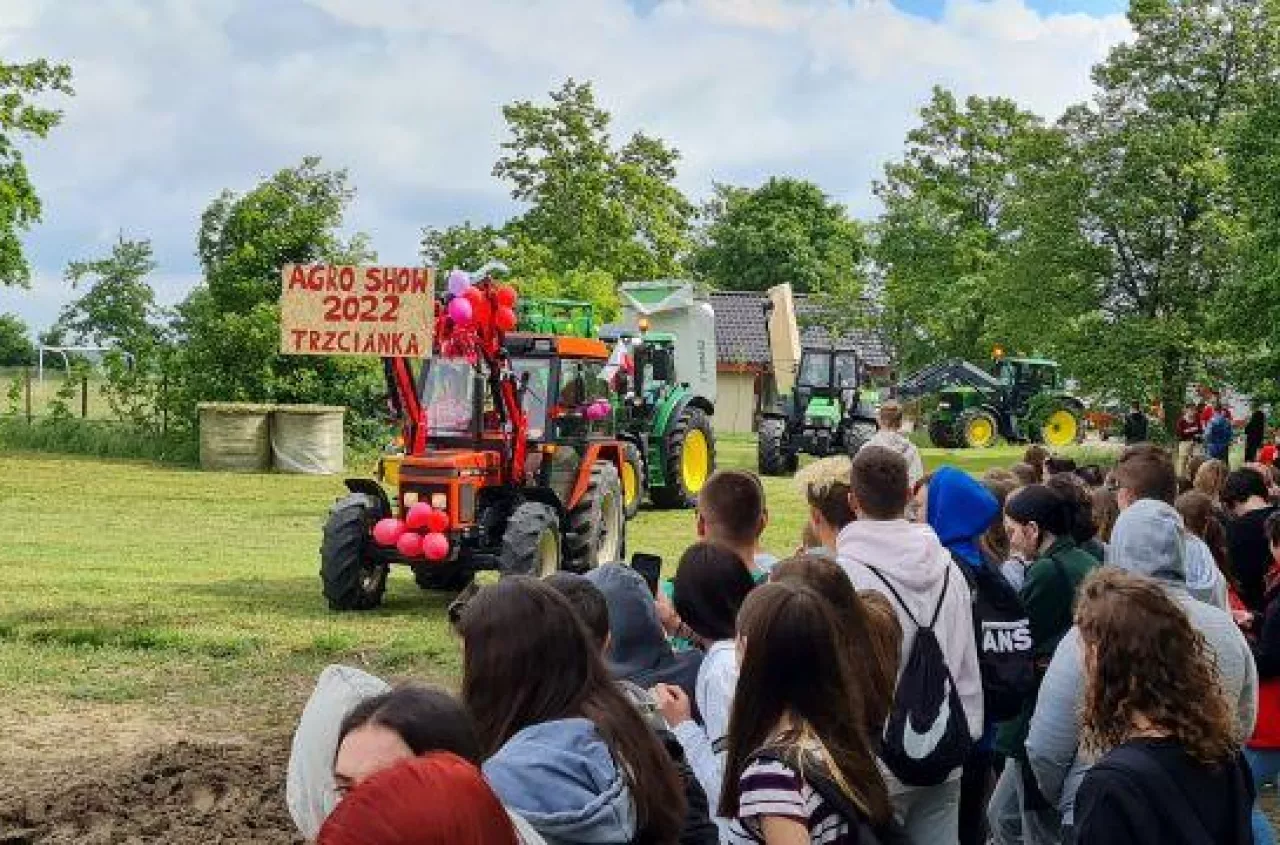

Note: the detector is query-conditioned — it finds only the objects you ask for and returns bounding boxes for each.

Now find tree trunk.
[1160,348,1185,432]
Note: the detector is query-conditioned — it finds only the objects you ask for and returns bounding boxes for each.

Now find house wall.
[715,371,758,434]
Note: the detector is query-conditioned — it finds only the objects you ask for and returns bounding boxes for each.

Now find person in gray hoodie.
[458,577,686,845]
[838,446,983,845]
[1025,498,1258,842]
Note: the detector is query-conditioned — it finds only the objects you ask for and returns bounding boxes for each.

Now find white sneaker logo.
[902,679,952,761]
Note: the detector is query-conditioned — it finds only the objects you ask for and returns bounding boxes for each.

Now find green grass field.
[0,436,1092,763]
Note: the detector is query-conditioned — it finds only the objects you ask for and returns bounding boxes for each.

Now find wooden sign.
[280,265,434,358]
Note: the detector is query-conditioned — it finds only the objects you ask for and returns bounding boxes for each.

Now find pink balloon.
[405,502,434,531]
[422,532,450,562]
[447,269,471,297]
[585,400,611,421]
[372,518,405,547]
[396,531,424,557]
[448,297,474,325]
[425,509,449,534]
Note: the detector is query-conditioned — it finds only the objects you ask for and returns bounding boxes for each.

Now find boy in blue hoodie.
[924,467,1002,845]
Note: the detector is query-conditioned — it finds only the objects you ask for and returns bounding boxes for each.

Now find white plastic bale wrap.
[198,403,273,472]
[271,405,346,474]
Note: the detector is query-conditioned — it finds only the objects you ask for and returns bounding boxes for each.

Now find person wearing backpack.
[720,580,901,844]
[1072,568,1255,845]
[923,467,1032,845]
[837,446,983,845]
[989,484,1099,845]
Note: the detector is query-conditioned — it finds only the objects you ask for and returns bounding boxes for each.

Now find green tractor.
[897,354,1085,449]
[521,293,716,516]
[758,345,880,476]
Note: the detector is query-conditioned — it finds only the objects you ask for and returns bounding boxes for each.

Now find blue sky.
[0,0,1131,333]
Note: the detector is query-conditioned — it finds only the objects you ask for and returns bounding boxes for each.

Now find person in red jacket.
[1242,512,1280,845]
[1175,404,1204,479]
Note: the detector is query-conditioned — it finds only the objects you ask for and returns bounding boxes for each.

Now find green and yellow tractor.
[521,293,716,516]
[897,353,1085,449]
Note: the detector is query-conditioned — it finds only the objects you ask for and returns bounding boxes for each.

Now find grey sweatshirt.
[1025,499,1258,826]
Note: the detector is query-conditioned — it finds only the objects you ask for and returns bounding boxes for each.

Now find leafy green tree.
[57,237,160,351]
[174,158,380,422]
[1,59,73,287]
[1006,0,1278,422]
[1219,85,1280,400]
[690,178,866,296]
[494,79,693,280]
[873,88,1047,370]
[0,312,36,366]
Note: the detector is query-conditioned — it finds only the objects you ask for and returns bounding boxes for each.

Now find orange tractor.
[320,270,627,611]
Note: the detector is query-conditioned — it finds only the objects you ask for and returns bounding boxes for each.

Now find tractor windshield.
[797,351,832,387]
[834,353,859,388]
[511,358,552,440]
[422,358,479,437]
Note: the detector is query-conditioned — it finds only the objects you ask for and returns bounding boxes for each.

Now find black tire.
[928,417,958,449]
[566,461,627,569]
[845,420,877,458]
[652,408,716,508]
[620,441,644,520]
[957,408,1000,449]
[758,417,790,476]
[321,493,389,611]
[499,501,562,577]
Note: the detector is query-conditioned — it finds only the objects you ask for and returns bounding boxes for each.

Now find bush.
[0,418,197,464]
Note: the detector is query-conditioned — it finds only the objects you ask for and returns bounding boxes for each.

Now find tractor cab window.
[511,358,552,440]
[555,360,611,438]
[798,351,832,387]
[650,346,675,383]
[834,353,859,388]
[995,360,1016,386]
[1027,364,1059,391]
[423,358,479,437]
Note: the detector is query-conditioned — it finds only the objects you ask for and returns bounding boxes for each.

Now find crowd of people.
[283,417,1280,845]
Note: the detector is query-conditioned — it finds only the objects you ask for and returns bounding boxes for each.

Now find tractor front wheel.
[928,417,959,449]
[758,418,791,476]
[566,461,627,569]
[499,502,562,578]
[845,421,877,458]
[652,408,716,508]
[957,408,1000,449]
[321,493,389,611]
[620,441,644,520]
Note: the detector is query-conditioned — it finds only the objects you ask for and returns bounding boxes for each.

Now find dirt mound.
[0,740,303,844]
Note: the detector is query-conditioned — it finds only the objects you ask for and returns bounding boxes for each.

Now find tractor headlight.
[937,402,951,409]
[430,493,448,511]
[403,492,419,507]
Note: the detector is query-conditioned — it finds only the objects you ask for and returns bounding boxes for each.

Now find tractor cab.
[796,347,862,427]
[993,357,1062,415]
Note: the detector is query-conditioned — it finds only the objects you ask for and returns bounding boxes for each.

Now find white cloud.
[0,0,1130,329]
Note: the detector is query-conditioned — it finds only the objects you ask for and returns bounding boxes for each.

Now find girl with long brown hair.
[720,581,894,844]
[457,577,685,845]
[1073,568,1254,845]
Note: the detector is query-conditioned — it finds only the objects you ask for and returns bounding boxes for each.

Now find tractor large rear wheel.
[566,461,627,569]
[499,502,562,578]
[758,418,791,476]
[620,441,644,520]
[1040,404,1084,448]
[652,408,716,508]
[957,408,1000,449]
[321,493,389,611]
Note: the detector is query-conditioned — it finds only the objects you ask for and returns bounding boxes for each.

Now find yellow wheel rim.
[622,459,640,508]
[681,429,711,494]
[1044,409,1079,447]
[966,416,996,448]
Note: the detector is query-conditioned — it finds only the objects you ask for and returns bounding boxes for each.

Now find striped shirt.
[726,757,853,844]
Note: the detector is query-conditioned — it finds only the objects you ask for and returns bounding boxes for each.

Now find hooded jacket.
[1026,499,1258,826]
[585,564,702,703]
[485,718,638,845]
[837,518,984,791]
[1184,533,1230,612]
[926,467,999,569]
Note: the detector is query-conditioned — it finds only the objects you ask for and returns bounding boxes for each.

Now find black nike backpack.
[952,551,1036,722]
[869,564,973,787]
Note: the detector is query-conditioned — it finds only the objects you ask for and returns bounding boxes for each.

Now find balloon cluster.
[444,269,519,334]
[373,503,451,562]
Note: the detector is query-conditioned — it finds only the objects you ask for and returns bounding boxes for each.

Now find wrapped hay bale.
[272,405,346,474]
[198,403,273,472]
